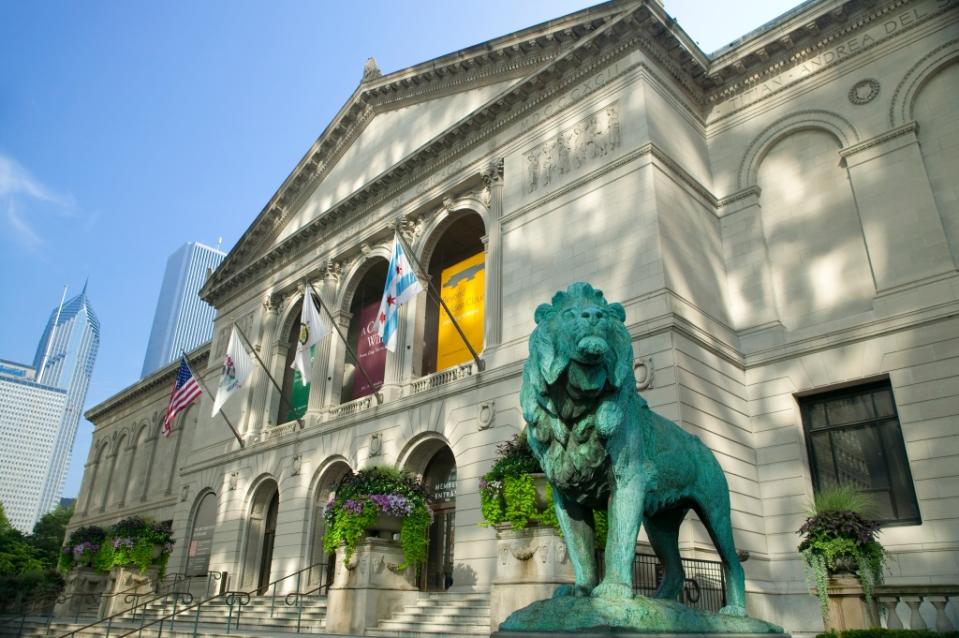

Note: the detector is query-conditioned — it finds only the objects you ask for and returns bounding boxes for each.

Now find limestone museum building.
[70,0,959,633]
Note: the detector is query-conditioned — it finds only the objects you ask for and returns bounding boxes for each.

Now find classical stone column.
[310,267,340,413]
[247,294,283,436]
[482,160,504,350]
[324,311,353,407]
[100,449,119,512]
[841,123,957,293]
[139,428,160,501]
[78,457,100,516]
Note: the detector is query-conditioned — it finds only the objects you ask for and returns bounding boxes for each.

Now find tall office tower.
[141,242,225,377]
[0,285,99,533]
[0,361,68,532]
[31,284,100,523]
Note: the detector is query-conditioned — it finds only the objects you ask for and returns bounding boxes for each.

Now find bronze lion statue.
[520,282,746,616]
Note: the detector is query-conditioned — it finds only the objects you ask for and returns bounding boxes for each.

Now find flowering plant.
[58,526,106,572]
[323,466,431,570]
[798,486,885,623]
[93,517,175,577]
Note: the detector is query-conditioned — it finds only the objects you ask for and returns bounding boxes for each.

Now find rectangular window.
[799,380,920,525]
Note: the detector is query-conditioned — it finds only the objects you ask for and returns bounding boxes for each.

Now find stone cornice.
[707,0,956,116]
[201,1,730,307]
[84,344,210,423]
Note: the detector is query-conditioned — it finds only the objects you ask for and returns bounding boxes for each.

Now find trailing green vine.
[68,517,175,577]
[797,486,885,623]
[323,466,432,570]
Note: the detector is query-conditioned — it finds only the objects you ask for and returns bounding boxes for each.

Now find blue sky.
[0,0,798,500]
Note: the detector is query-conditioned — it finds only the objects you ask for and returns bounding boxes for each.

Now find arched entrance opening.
[404,441,457,591]
[342,260,388,403]
[308,460,352,587]
[185,492,218,583]
[421,213,486,375]
[242,479,279,594]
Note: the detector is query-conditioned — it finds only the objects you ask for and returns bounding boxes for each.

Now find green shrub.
[84,517,174,577]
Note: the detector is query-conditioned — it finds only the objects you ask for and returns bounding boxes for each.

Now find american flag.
[162,357,202,436]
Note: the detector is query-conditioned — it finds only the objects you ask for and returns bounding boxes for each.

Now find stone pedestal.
[491,524,574,632]
[100,566,158,617]
[325,538,419,635]
[822,574,879,632]
[54,567,107,619]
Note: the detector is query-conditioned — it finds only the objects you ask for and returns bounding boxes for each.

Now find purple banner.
[352,301,386,399]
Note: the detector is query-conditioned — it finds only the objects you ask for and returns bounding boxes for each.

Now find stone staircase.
[367,591,491,638]
[0,593,327,638]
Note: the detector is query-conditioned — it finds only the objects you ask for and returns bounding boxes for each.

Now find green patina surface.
[500,596,784,633]
[511,282,764,631]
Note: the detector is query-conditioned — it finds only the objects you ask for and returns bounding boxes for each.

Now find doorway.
[422,447,456,591]
[257,492,279,594]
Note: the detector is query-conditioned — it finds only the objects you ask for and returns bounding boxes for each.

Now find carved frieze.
[525,103,621,194]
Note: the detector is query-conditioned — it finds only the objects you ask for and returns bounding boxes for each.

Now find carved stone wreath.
[848,79,880,105]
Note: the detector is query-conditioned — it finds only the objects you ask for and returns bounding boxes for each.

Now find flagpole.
[307,281,383,405]
[181,351,245,448]
[233,323,306,430]
[393,230,485,372]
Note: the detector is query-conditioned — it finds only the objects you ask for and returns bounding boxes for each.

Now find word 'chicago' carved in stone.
[526,104,621,194]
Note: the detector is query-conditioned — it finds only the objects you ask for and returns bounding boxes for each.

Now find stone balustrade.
[409,363,474,394]
[875,585,958,632]
[325,395,374,419]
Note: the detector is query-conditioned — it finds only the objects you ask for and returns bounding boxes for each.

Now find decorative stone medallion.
[848,78,880,105]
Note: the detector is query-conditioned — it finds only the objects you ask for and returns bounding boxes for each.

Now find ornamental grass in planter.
[323,466,431,570]
[798,486,885,622]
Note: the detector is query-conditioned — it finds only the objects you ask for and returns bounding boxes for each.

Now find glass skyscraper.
[141,241,225,377]
[0,285,99,532]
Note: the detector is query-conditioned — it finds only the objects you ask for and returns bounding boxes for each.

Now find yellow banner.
[437,251,485,370]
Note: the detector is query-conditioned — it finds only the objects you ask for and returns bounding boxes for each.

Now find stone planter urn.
[54,566,107,619]
[366,512,404,538]
[821,573,880,631]
[100,565,159,617]
[325,538,418,635]
[490,523,574,632]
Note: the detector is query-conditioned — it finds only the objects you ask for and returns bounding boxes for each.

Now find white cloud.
[0,154,74,251]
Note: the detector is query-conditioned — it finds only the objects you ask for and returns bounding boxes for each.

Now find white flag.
[211,327,253,417]
[291,289,329,384]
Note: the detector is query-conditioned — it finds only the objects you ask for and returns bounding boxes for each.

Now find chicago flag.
[376,234,424,351]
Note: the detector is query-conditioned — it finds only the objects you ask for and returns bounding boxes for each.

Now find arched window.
[277,300,310,423]
[341,260,388,403]
[186,492,218,576]
[422,213,486,375]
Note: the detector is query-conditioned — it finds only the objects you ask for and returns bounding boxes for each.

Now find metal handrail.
[55,587,192,638]
[110,562,329,638]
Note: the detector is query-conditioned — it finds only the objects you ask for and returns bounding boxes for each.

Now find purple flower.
[369,493,412,516]
[343,499,365,515]
[112,537,135,550]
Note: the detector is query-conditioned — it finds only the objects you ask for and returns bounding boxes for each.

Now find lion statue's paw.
[552,584,593,598]
[720,604,747,617]
[591,581,634,600]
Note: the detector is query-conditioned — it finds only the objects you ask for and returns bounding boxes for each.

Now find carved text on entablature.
[524,102,621,194]
[710,0,947,120]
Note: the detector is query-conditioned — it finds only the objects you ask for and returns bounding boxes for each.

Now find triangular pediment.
[203,0,740,305]
[274,77,521,245]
